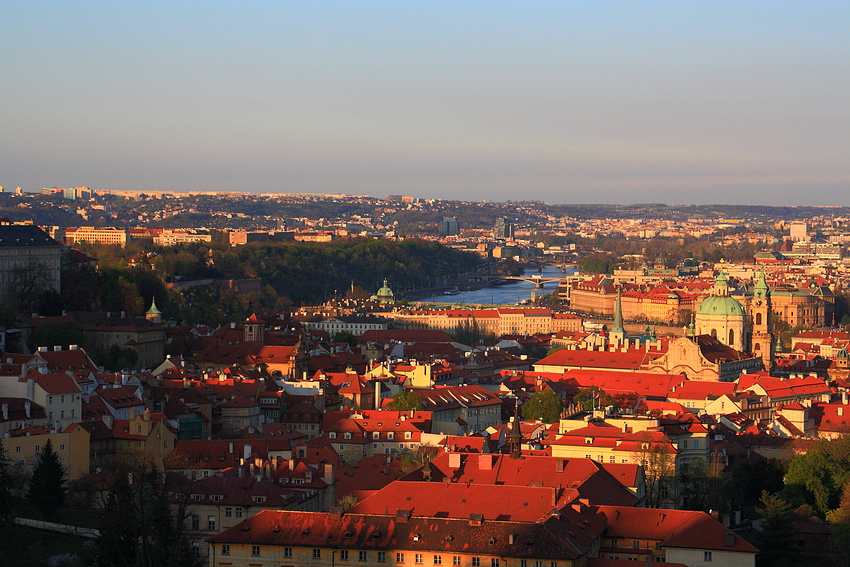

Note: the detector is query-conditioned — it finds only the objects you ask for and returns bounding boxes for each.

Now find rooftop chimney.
[54,345,61,352]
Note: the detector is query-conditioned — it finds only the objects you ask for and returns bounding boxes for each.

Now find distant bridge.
[489,275,564,288]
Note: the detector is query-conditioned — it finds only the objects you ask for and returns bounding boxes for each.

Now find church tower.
[609,286,625,348]
[750,271,775,372]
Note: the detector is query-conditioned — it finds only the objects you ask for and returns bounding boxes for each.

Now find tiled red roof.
[597,506,758,553]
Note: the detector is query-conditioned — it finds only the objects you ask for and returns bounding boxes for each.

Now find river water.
[418,265,577,306]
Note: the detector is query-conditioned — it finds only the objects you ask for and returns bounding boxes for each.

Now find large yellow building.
[392,308,582,336]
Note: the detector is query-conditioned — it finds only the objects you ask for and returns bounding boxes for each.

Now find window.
[15,447,20,453]
[396,553,405,563]
[682,440,688,450]
[235,508,243,518]
[535,561,542,567]
[434,556,442,565]
[329,432,337,439]
[225,507,232,517]
[285,548,292,557]
[660,484,669,499]
[59,444,66,451]
[492,560,500,567]
[341,550,349,560]
[344,432,352,440]
[416,554,423,564]
[585,454,591,459]
[61,410,65,419]
[633,541,640,548]
[360,551,367,562]
[211,495,221,502]
[520,562,527,567]
[472,559,480,567]
[703,551,712,562]
[611,539,618,547]
[373,432,380,440]
[252,545,260,556]
[388,432,394,440]
[454,558,461,566]
[609,456,615,463]
[207,516,216,530]
[550,563,557,567]
[378,552,387,562]
[313,549,321,559]
[405,432,412,440]
[191,515,199,530]
[221,544,230,555]
[193,494,203,501]
[340,445,345,451]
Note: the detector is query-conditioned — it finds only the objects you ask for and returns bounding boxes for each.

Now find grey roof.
[0,225,61,247]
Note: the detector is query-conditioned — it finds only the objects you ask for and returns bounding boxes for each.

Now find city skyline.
[1,1,848,205]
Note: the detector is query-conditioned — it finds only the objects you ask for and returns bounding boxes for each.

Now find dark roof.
[0,225,61,247]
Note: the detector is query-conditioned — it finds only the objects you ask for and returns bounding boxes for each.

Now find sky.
[1,1,848,205]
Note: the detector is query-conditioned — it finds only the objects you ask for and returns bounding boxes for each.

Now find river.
[418,265,577,306]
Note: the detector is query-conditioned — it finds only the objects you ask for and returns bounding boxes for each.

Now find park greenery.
[521,391,563,423]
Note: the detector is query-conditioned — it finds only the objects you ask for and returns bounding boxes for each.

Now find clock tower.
[750,271,774,372]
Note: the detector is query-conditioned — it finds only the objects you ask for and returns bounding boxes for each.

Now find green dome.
[696,295,745,316]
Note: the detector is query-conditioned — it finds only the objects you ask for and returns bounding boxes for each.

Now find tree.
[337,495,359,511]
[755,490,799,567]
[96,462,202,567]
[573,387,617,412]
[27,438,65,518]
[632,431,677,508]
[399,444,439,473]
[784,436,850,516]
[0,440,12,526]
[386,391,424,412]
[521,391,563,423]
[332,331,358,347]
[27,319,84,352]
[10,258,57,315]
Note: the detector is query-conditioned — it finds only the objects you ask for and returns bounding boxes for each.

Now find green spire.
[612,286,624,334]
[146,297,161,315]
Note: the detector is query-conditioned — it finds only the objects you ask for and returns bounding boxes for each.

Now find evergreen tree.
[755,490,799,567]
[27,438,65,518]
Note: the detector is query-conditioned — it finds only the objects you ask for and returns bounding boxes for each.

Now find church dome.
[372,279,395,304]
[696,295,746,317]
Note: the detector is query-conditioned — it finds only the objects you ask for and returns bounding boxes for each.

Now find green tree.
[573,387,617,412]
[27,438,65,518]
[27,319,84,352]
[399,445,439,474]
[332,331,358,347]
[521,391,563,423]
[0,305,15,329]
[755,491,799,567]
[784,436,850,516]
[337,495,359,512]
[386,391,424,412]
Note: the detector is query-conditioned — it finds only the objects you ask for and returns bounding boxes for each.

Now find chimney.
[69,344,78,350]
[243,443,252,461]
[26,378,35,401]
[448,452,461,469]
[1,403,7,421]
[38,346,47,353]
[103,414,113,430]
[231,322,237,329]
[238,465,244,478]
[54,345,61,352]
[323,463,334,485]
[120,311,126,319]
[555,459,565,473]
[229,442,234,454]
[478,454,493,471]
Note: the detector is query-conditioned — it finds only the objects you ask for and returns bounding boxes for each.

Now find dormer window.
[373,432,380,440]
[329,432,337,439]
[388,432,394,441]
[405,432,412,440]
[344,432,352,440]
[584,438,592,444]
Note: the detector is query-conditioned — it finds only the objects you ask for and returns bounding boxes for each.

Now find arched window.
[729,329,735,345]
[754,343,761,351]
[755,313,762,326]
[710,328,717,338]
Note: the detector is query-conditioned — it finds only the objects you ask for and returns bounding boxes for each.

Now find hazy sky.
[1,1,848,205]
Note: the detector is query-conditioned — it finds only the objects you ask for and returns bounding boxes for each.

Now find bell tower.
[750,271,774,372]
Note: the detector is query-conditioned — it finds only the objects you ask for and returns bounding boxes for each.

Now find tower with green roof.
[695,272,747,352]
[750,270,774,371]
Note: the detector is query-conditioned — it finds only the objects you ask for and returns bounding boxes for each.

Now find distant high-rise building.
[493,217,514,239]
[790,222,808,242]
[439,217,459,237]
